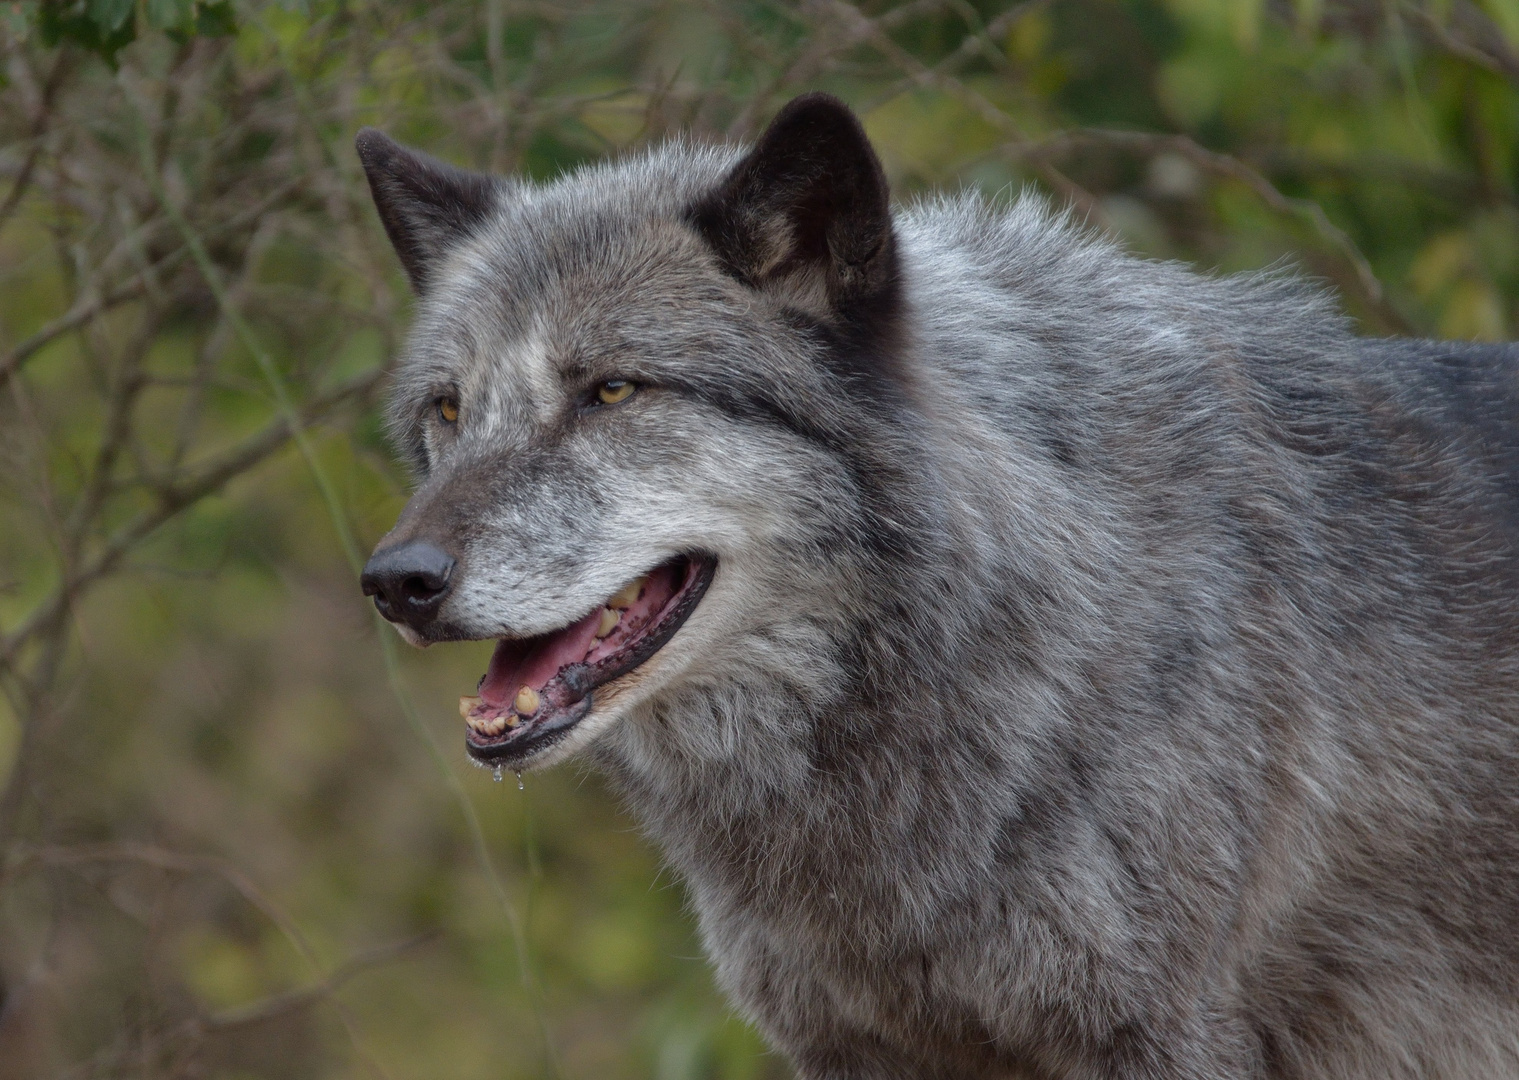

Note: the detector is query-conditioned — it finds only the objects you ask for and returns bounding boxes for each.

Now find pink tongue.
[477,564,684,709]
[479,607,603,707]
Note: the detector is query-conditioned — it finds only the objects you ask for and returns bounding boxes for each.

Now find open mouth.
[460,554,716,764]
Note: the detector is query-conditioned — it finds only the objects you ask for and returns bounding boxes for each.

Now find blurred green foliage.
[35,0,236,62]
[0,1,1515,1078]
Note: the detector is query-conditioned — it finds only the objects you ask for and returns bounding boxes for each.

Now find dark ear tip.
[354,127,396,167]
[776,91,853,115]
[766,92,865,136]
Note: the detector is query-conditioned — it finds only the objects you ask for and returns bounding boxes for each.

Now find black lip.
[465,553,717,765]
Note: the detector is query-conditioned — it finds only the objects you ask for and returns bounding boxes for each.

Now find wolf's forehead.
[402,144,743,423]
[409,223,701,426]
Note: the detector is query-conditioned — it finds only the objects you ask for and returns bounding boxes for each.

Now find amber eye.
[596,380,636,406]
[437,397,459,424]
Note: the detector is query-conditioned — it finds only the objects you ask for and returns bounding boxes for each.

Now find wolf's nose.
[360,540,456,626]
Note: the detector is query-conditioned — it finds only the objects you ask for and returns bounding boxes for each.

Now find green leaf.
[36,0,137,61]
[1479,0,1519,49]
[194,0,236,37]
[87,0,133,33]
[144,0,191,31]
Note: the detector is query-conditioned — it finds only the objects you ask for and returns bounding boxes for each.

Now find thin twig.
[856,0,1050,112]
[0,365,384,667]
[203,934,438,1030]
[1016,127,1405,321]
[818,0,1028,137]
[0,279,149,392]
[822,0,1400,322]
[725,0,945,138]
[0,174,304,393]
[0,49,70,235]
[1403,1,1519,85]
[12,844,433,1078]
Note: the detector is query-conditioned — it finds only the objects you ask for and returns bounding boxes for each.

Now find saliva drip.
[515,771,524,791]
[493,766,503,783]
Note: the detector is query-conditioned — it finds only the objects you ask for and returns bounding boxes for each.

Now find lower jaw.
[465,694,593,766]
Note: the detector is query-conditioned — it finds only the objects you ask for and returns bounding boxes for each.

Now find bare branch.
[0,49,70,235]
[725,0,946,138]
[857,0,1051,112]
[203,934,438,1031]
[13,842,431,1080]
[59,310,163,562]
[0,365,385,668]
[817,0,1399,323]
[816,0,1028,136]
[0,279,149,392]
[1403,1,1519,85]
[0,174,304,393]
[1015,127,1408,325]
[14,841,313,947]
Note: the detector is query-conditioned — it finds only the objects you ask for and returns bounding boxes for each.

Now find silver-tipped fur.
[358,95,1519,1079]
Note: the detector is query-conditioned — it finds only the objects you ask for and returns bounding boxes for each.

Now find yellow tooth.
[483,715,507,737]
[459,695,482,719]
[465,713,488,732]
[514,685,541,715]
[596,607,619,638]
[608,576,646,609]
[505,713,520,728]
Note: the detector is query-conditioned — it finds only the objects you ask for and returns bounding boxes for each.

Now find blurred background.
[0,0,1515,1076]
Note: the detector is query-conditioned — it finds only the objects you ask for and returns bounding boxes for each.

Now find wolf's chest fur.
[360,94,1519,1079]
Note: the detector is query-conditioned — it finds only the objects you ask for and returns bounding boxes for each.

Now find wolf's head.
[358,95,929,771]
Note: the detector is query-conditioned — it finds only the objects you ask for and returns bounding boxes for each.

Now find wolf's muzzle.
[361,539,456,628]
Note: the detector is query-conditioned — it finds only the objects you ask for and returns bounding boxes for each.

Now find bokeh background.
[1,0,1516,1076]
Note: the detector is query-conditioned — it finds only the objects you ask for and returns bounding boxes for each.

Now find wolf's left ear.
[355,129,498,293]
[692,93,896,316]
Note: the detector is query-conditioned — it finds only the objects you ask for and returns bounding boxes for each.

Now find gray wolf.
[355,94,1519,1079]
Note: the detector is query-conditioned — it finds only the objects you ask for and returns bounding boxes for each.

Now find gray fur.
[359,98,1519,1079]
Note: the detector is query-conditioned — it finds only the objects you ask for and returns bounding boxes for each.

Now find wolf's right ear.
[355,129,498,293]
[691,93,896,319]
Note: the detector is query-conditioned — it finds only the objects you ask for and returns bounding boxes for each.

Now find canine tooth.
[608,576,646,609]
[514,685,541,715]
[459,695,482,718]
[596,607,619,638]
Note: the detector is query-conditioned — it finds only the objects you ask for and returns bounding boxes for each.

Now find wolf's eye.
[437,397,459,424]
[597,380,636,406]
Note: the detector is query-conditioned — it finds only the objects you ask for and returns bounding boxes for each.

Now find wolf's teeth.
[596,607,619,638]
[465,710,512,738]
[459,695,482,718]
[514,685,541,715]
[608,576,646,610]
[505,714,520,728]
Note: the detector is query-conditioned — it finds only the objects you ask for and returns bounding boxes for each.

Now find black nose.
[360,540,456,626]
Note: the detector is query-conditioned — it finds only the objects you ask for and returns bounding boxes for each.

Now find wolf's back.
[1367,336,1519,541]
[892,194,1519,1077]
